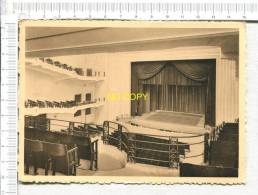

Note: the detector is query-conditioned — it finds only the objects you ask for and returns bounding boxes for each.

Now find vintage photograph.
[19,21,245,183]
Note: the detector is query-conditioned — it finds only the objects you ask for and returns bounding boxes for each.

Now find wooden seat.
[45,100,54,108]
[27,99,37,107]
[45,58,53,65]
[37,100,45,108]
[24,139,44,175]
[43,141,78,176]
[53,101,61,108]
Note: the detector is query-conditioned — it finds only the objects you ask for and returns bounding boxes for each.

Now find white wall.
[216,57,239,124]
[26,37,239,126]
[82,46,239,126]
[25,55,98,124]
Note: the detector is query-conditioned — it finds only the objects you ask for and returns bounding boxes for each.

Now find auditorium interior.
[23,25,240,177]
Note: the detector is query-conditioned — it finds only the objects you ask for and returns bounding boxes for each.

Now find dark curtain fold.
[173,61,211,82]
[131,60,216,126]
[135,61,167,80]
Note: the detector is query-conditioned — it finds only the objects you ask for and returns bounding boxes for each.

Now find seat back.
[180,163,238,177]
[25,139,44,153]
[43,141,67,157]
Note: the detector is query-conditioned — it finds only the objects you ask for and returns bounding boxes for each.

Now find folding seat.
[53,101,61,108]
[69,100,76,107]
[74,68,84,76]
[28,99,37,107]
[67,66,73,71]
[43,141,78,176]
[45,100,54,108]
[45,58,53,65]
[60,101,66,108]
[62,64,69,70]
[24,139,44,175]
[54,61,62,67]
[37,100,45,108]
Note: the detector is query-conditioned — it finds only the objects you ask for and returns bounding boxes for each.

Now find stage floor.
[129,110,207,135]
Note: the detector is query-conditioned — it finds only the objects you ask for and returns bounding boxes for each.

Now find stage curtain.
[131,60,216,126]
[173,60,211,82]
[131,61,167,116]
[134,61,167,80]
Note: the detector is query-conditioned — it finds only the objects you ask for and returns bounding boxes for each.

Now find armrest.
[67,147,78,154]
[67,147,79,166]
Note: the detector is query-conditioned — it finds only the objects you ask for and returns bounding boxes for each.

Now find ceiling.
[25,27,239,57]
[26,27,98,40]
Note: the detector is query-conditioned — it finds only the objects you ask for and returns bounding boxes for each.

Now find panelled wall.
[216,57,239,124]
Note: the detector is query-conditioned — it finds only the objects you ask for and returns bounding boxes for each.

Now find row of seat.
[39,58,105,77]
[25,138,79,176]
[25,99,98,108]
[180,122,239,177]
[25,125,99,172]
[209,122,239,168]
[180,163,238,177]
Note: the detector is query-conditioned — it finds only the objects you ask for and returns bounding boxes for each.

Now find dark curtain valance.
[174,61,211,82]
[133,61,167,80]
[140,64,205,86]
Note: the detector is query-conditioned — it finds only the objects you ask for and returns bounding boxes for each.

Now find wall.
[82,43,239,126]
[25,35,239,126]
[216,57,239,124]
[25,55,97,124]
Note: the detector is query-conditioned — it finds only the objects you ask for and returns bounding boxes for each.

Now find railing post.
[204,133,209,164]
[128,133,135,163]
[169,136,179,168]
[118,124,122,150]
[46,118,50,131]
[103,121,109,144]
[69,122,74,133]
[95,140,98,170]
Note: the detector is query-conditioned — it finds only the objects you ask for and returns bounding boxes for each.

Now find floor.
[27,160,179,177]
[26,137,179,177]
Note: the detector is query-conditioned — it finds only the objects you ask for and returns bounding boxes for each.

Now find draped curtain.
[131,60,216,126]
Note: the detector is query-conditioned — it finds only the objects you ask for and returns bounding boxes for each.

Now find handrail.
[104,120,206,139]
[103,120,209,168]
[25,115,102,138]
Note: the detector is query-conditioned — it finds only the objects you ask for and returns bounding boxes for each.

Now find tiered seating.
[25,125,98,173]
[25,138,78,175]
[180,163,238,177]
[39,58,105,77]
[43,58,79,74]
[180,122,239,177]
[209,122,239,168]
[25,98,98,108]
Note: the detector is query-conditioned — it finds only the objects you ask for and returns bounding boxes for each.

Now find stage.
[128,110,207,135]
